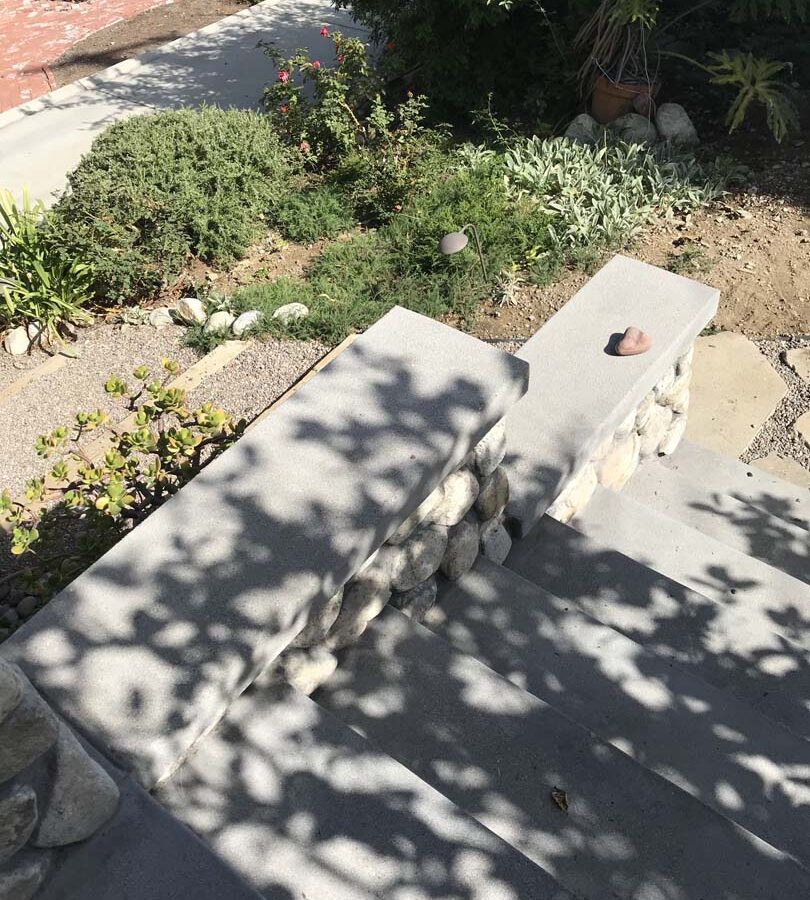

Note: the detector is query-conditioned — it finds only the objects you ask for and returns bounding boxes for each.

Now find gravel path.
[187,337,329,421]
[0,323,333,498]
[0,324,198,496]
[743,334,810,472]
[0,343,51,391]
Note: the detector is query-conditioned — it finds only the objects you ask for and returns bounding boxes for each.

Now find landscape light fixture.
[438,224,487,281]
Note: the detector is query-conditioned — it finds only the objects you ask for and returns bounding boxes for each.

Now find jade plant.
[1,360,245,611]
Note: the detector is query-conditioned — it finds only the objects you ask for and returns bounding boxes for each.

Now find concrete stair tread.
[314,606,810,900]
[506,515,810,743]
[39,770,264,900]
[430,557,810,865]
[572,485,810,653]
[624,456,809,584]
[661,439,810,531]
[157,682,569,900]
[506,257,718,533]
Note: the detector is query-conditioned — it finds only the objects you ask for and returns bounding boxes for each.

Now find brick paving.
[0,0,173,111]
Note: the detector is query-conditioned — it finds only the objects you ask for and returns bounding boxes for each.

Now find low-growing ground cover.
[0,26,743,356]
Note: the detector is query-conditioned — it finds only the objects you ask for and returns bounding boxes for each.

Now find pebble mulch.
[742,335,810,472]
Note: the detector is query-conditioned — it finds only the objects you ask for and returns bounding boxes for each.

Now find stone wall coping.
[1,307,528,788]
[505,255,718,532]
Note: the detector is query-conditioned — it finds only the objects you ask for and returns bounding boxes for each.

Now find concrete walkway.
[0,0,174,111]
[0,0,364,206]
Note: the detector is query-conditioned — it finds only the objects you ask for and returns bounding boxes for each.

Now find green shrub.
[336,0,580,122]
[273,185,356,243]
[0,360,245,615]
[262,29,382,163]
[0,190,93,335]
[330,94,450,225]
[52,108,299,305]
[263,31,451,225]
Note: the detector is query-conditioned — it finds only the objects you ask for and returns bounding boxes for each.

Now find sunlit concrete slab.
[0,0,365,205]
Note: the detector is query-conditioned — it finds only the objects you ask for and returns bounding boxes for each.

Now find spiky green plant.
[0,190,93,338]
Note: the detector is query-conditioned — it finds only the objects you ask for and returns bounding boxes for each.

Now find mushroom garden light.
[438,224,487,281]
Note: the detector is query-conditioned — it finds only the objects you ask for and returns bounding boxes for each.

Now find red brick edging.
[0,0,174,111]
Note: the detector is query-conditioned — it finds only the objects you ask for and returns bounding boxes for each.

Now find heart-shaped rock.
[615,326,652,356]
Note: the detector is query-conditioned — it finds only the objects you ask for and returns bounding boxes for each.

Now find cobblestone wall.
[548,345,694,524]
[0,660,119,900]
[261,419,512,696]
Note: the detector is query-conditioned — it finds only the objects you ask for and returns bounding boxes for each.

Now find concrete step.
[624,456,809,583]
[314,607,810,900]
[507,515,810,742]
[157,682,569,900]
[571,486,810,654]
[505,256,718,534]
[40,768,264,900]
[429,557,810,866]
[3,306,527,789]
[661,439,810,531]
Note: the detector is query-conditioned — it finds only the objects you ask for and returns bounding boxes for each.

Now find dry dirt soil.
[474,182,810,343]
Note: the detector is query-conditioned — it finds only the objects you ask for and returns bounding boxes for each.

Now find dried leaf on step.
[550,787,568,812]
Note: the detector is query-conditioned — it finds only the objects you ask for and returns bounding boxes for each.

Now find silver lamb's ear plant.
[503,136,729,254]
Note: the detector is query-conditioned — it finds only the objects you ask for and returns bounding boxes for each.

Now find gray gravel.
[0,341,53,391]
[0,323,332,498]
[0,323,197,497]
[186,337,328,422]
[742,334,810,472]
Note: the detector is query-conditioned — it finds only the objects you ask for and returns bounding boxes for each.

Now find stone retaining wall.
[261,339,696,696]
[548,344,693,524]
[262,419,513,696]
[0,661,118,900]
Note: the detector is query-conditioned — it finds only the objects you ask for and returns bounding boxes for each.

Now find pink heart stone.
[615,326,652,356]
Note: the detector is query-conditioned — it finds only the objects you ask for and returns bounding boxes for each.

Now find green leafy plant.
[261,29,381,163]
[51,108,299,305]
[0,189,93,338]
[504,136,728,251]
[0,360,245,611]
[705,51,799,142]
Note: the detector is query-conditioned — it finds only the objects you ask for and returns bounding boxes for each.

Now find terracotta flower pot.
[591,74,659,123]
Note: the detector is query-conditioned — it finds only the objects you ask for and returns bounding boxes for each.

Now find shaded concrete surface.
[687,332,787,457]
[623,455,809,582]
[158,683,572,900]
[0,0,366,205]
[39,772,263,900]
[505,255,718,535]
[508,514,810,742]
[660,438,810,530]
[433,557,810,868]
[315,606,810,900]
[1,309,527,789]
[573,486,810,655]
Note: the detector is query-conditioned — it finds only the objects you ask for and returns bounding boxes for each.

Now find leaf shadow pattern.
[1,318,551,898]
